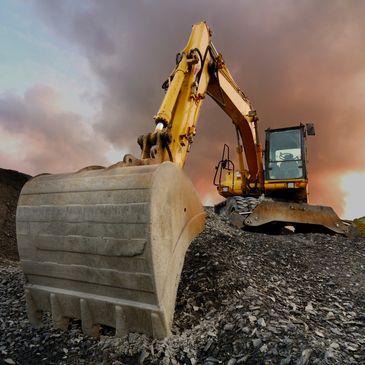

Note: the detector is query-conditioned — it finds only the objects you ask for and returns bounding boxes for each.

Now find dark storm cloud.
[35,0,365,214]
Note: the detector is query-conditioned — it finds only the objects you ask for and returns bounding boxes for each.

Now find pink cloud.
[0,85,108,175]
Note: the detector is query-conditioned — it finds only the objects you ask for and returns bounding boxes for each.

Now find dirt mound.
[0,168,31,261]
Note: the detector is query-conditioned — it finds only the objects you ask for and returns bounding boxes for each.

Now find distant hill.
[0,168,31,261]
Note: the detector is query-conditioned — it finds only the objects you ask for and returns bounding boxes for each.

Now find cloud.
[0,85,108,175]
[25,1,365,215]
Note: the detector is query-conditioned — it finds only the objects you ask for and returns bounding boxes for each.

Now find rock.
[4,359,16,365]
[329,342,340,349]
[223,323,235,331]
[280,357,291,365]
[236,356,249,364]
[204,339,214,352]
[345,343,359,351]
[248,315,257,323]
[330,326,343,335]
[314,329,324,337]
[204,357,221,364]
[241,326,250,334]
[252,339,262,348]
[305,302,316,315]
[296,349,312,365]
[138,349,149,364]
[325,349,336,359]
[257,318,266,327]
[227,359,237,365]
[260,344,268,353]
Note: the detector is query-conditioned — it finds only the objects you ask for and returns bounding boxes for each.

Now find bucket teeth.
[151,311,169,339]
[115,305,127,337]
[50,293,69,330]
[25,289,42,327]
[80,299,100,337]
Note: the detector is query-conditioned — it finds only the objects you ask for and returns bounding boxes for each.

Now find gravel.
[0,179,364,365]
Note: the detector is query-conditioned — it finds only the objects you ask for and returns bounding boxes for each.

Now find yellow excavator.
[213,123,347,234]
[16,22,348,340]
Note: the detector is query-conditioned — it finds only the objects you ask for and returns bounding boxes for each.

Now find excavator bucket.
[16,162,204,339]
[230,200,349,235]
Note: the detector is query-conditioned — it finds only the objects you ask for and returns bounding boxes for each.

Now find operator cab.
[266,126,306,180]
[264,123,315,202]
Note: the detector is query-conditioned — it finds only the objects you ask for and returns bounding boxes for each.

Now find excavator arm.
[136,22,263,187]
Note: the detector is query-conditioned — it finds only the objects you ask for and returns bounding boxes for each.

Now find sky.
[1,0,365,219]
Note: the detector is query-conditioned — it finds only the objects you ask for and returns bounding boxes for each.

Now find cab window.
[267,129,303,180]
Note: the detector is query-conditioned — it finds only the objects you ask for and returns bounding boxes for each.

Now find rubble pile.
[0,208,364,364]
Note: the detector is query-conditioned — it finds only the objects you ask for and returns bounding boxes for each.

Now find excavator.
[213,123,348,234]
[16,22,348,340]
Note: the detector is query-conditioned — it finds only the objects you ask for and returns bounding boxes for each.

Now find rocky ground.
[0,169,364,364]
